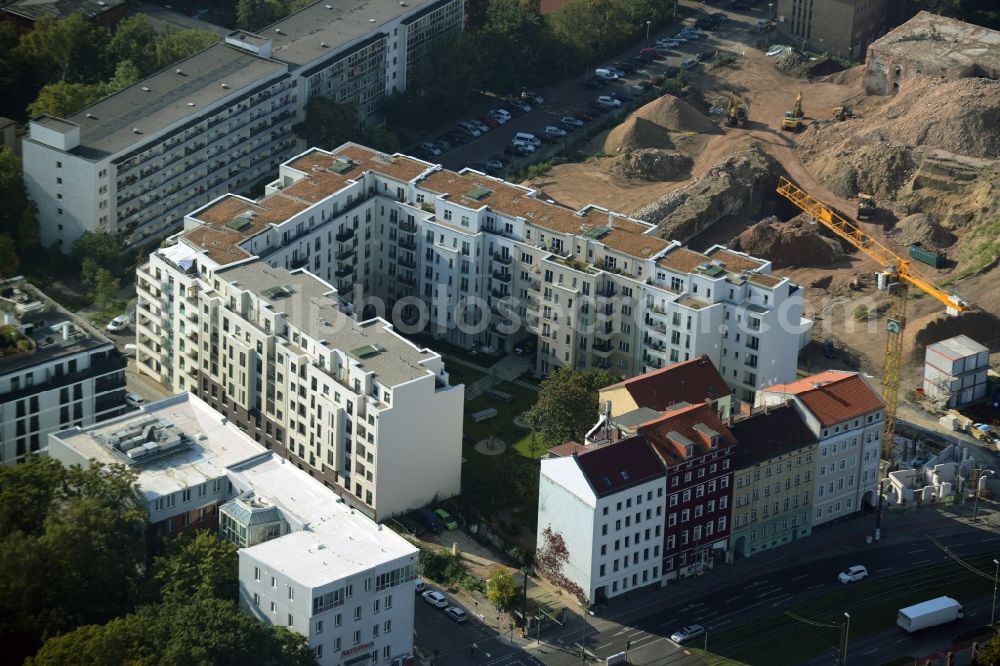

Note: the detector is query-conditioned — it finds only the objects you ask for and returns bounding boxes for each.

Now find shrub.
[853,305,869,320]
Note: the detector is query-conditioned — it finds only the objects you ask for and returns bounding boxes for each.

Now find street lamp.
[973,470,995,521]
[838,613,851,666]
[646,20,652,46]
[992,559,999,626]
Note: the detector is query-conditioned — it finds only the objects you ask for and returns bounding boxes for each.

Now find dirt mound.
[604,117,674,153]
[634,143,786,241]
[608,149,693,181]
[633,95,718,134]
[812,143,916,201]
[888,213,957,249]
[774,52,805,74]
[733,214,843,268]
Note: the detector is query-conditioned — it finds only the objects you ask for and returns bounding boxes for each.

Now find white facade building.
[537,435,666,602]
[922,334,989,409]
[228,454,418,666]
[1,277,127,465]
[757,371,885,526]
[23,0,463,251]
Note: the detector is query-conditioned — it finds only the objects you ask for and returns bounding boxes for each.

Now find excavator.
[781,91,803,131]
[726,93,748,128]
[832,105,854,121]
[857,193,877,220]
[776,177,968,539]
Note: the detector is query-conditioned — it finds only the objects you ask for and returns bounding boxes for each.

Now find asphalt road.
[534,525,1000,665]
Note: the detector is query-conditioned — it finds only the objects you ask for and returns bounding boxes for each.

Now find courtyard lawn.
[462,381,543,461]
[443,361,487,389]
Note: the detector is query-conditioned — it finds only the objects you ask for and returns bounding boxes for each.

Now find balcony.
[526,279,540,293]
[491,288,509,299]
[644,337,666,352]
[596,284,616,298]
[397,274,416,287]
[335,266,353,278]
[336,228,355,242]
[399,238,417,251]
[645,319,666,334]
[398,220,417,234]
[592,340,613,356]
[493,253,513,265]
[397,256,416,269]
[187,331,198,343]
[336,248,356,261]
[492,271,512,283]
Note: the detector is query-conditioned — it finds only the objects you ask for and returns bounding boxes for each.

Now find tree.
[27,81,102,119]
[99,60,141,96]
[297,97,360,150]
[474,0,546,91]
[153,29,219,71]
[485,568,519,610]
[526,368,618,445]
[15,13,105,84]
[535,526,585,601]
[106,14,159,76]
[0,149,39,249]
[236,0,287,31]
[151,531,239,603]
[92,267,121,310]
[979,630,1000,666]
[71,231,129,279]
[26,597,316,666]
[0,235,18,277]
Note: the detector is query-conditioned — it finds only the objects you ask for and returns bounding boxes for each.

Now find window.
[254,567,261,582]
[315,620,324,634]
[287,614,293,627]
[384,619,392,633]
[354,606,362,620]
[253,593,260,606]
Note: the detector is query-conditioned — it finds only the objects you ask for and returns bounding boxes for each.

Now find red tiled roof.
[730,405,816,469]
[763,371,884,427]
[602,355,731,412]
[638,402,736,467]
[547,441,589,457]
[573,435,665,498]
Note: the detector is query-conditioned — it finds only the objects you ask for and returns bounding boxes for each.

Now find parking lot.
[422,7,755,177]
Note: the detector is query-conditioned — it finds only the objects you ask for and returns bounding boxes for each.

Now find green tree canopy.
[0,149,39,248]
[106,14,159,76]
[0,235,18,277]
[71,231,130,279]
[27,81,102,118]
[151,531,239,603]
[26,597,316,666]
[153,28,219,71]
[526,368,618,445]
[99,60,142,96]
[298,97,360,150]
[485,568,519,610]
[15,13,105,84]
[237,0,287,31]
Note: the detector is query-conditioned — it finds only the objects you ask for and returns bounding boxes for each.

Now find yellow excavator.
[832,105,854,121]
[781,91,803,131]
[726,93,748,128]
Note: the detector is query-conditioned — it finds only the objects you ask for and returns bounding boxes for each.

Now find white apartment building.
[537,435,666,603]
[23,0,464,251]
[757,371,884,526]
[136,229,464,520]
[228,454,418,666]
[136,143,808,400]
[48,392,268,533]
[1,277,127,465]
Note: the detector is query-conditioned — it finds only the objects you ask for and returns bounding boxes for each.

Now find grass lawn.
[444,362,487,389]
[709,552,1000,665]
[463,381,543,462]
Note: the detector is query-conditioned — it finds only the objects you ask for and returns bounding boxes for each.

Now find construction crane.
[776,177,968,535]
[781,91,803,131]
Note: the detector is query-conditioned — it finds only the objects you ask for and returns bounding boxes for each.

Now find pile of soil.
[604,117,674,153]
[636,95,717,133]
[887,213,957,249]
[733,214,843,268]
[607,149,693,181]
[774,52,806,74]
[811,143,917,201]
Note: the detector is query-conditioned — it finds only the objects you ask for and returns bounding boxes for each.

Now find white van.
[595,68,618,80]
[514,132,541,146]
[681,57,699,70]
[511,139,536,153]
[123,343,137,357]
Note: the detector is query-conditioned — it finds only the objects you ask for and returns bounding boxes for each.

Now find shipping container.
[909,243,945,268]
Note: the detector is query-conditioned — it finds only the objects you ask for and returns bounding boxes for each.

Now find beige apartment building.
[777,0,894,60]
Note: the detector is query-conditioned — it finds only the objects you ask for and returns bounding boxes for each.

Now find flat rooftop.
[927,334,989,360]
[869,11,1000,78]
[51,393,268,499]
[0,280,113,376]
[2,0,124,21]
[265,0,443,69]
[228,454,417,586]
[49,43,286,159]
[223,262,439,387]
[657,244,774,282]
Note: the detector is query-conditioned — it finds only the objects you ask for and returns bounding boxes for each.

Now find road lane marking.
[910,548,928,553]
[873,567,895,573]
[895,638,909,644]
[984,537,1000,542]
[727,594,744,602]
[861,648,879,655]
[913,559,932,565]
[790,574,809,582]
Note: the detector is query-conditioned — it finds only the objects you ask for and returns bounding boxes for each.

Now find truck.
[909,243,946,268]
[897,596,964,633]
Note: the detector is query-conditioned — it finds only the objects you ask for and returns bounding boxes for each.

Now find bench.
[471,408,498,422]
[486,389,513,403]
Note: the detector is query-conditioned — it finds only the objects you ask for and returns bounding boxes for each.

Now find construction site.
[526,12,1000,443]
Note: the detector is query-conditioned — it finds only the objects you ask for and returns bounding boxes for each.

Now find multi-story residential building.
[138,143,808,397]
[757,371,884,527]
[227,453,418,666]
[1,0,127,29]
[23,0,464,251]
[537,434,667,604]
[637,403,735,580]
[1,277,127,465]
[48,392,418,666]
[728,405,816,559]
[48,392,267,534]
[599,353,733,421]
[776,0,893,60]
[136,235,464,520]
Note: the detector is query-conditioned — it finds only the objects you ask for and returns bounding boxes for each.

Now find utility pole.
[838,613,851,666]
[581,605,589,661]
[522,569,529,630]
[992,559,999,626]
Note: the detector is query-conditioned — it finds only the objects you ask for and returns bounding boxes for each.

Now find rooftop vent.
[328,157,354,175]
[583,225,611,240]
[275,28,283,34]
[325,3,332,7]
[133,128,142,134]
[141,86,150,92]
[465,185,493,201]
[261,284,295,300]
[320,41,328,47]
[85,113,95,119]
[175,68,184,75]
[369,18,376,22]
[221,82,230,89]
[351,344,384,359]
[187,102,196,107]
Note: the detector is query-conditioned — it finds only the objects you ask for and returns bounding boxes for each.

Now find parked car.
[649,74,666,86]
[510,141,535,156]
[433,136,451,151]
[838,565,868,584]
[710,12,728,25]
[505,96,532,113]
[472,119,490,134]
[694,17,714,30]
[106,315,130,332]
[681,57,699,70]
[696,50,715,62]
[414,578,426,593]
[561,116,584,127]
[614,61,637,74]
[683,27,704,37]
[522,89,544,104]
[671,34,688,43]
[658,38,682,48]
[420,141,442,156]
[486,158,505,171]
[123,343,137,357]
[445,607,468,624]
[670,624,706,645]
[416,508,445,534]
[398,517,425,536]
[422,590,449,608]
[445,130,469,145]
[639,48,663,60]
[607,67,626,78]
[634,52,653,63]
[544,125,568,138]
[596,95,621,108]
[125,393,145,408]
[610,92,631,103]
[457,121,481,137]
[663,66,680,78]
[574,110,594,122]
[434,508,458,530]
[489,108,511,123]
[480,115,499,129]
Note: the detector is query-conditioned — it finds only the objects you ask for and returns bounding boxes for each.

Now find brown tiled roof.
[548,441,589,457]
[730,405,816,469]
[657,247,709,273]
[573,435,665,498]
[763,371,884,427]
[705,247,767,273]
[638,402,736,466]
[284,146,431,204]
[602,355,731,412]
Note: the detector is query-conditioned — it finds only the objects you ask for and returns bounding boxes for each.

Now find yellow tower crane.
[776,177,968,535]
